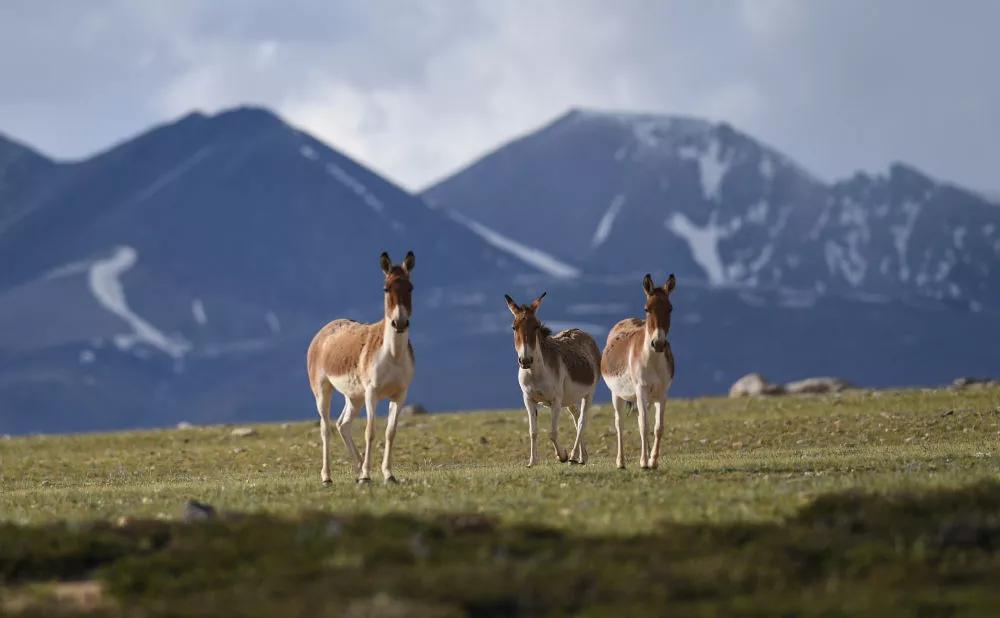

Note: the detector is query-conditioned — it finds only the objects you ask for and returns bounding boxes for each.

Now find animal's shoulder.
[606,318,643,343]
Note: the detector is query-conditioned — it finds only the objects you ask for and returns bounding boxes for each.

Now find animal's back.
[547,328,601,387]
[307,319,382,391]
[601,318,643,378]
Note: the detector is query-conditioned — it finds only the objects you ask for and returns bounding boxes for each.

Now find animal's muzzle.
[518,356,533,369]
[651,340,667,353]
[391,319,409,333]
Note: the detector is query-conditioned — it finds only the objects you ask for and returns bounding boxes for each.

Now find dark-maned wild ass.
[307,251,416,484]
[505,293,601,467]
[601,273,676,470]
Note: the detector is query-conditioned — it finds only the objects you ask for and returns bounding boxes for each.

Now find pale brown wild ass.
[505,292,601,467]
[307,251,415,484]
[601,273,676,470]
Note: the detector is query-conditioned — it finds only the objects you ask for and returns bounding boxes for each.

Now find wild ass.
[601,273,676,470]
[505,293,601,466]
[307,251,416,484]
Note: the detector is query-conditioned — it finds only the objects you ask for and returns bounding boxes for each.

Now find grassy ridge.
[1,387,999,615]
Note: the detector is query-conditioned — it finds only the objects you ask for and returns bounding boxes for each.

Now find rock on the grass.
[785,377,854,394]
[952,377,999,388]
[182,500,217,521]
[402,404,428,415]
[231,427,257,437]
[177,421,193,429]
[729,373,784,397]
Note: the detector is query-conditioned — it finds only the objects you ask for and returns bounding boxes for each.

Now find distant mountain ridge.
[424,109,1000,311]
[2,105,999,434]
[0,107,540,433]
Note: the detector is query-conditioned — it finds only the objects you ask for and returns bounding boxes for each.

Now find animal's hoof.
[384,475,398,484]
[357,477,371,485]
[322,478,332,486]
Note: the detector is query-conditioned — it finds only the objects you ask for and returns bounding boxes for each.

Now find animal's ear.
[530,291,547,312]
[664,273,676,294]
[402,250,415,274]
[642,273,655,296]
[379,252,392,274]
[504,294,520,316]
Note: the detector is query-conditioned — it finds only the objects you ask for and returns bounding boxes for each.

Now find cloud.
[0,1,998,193]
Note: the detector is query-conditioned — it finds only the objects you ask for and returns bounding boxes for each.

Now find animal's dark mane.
[539,324,552,338]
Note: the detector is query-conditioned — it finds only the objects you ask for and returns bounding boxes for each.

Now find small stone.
[729,373,784,397]
[784,377,854,395]
[182,500,217,521]
[479,436,489,445]
[176,421,193,430]
[231,427,257,437]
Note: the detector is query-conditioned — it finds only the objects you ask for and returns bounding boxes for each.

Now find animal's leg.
[524,394,539,467]
[315,380,333,484]
[549,398,568,462]
[612,396,626,469]
[649,397,667,469]
[566,405,581,462]
[335,397,362,473]
[381,390,406,483]
[636,391,650,469]
[359,389,377,483]
[569,396,590,464]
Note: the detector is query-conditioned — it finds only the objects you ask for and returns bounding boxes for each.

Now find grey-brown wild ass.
[307,251,415,484]
[601,273,676,469]
[505,293,601,467]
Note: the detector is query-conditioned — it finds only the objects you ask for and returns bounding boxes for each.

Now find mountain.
[0,107,536,434]
[3,106,1000,434]
[424,109,1000,311]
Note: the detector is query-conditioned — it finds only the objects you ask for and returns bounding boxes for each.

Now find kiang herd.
[307,251,676,484]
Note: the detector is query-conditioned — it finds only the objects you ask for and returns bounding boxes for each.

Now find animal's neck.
[382,317,409,359]
[641,323,658,362]
[533,337,551,372]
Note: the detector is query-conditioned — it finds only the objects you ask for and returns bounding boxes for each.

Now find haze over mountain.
[425,109,1000,311]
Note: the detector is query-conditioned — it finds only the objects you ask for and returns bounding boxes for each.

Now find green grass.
[1,387,999,615]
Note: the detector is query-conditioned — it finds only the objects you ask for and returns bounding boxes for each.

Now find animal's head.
[504,292,549,369]
[380,251,415,333]
[642,273,676,352]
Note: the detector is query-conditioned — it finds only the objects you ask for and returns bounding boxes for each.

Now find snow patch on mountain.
[747,200,769,224]
[679,137,728,201]
[191,299,208,326]
[889,200,922,281]
[759,156,775,182]
[299,145,318,160]
[449,212,580,279]
[666,212,739,285]
[591,194,626,247]
[325,163,384,213]
[265,311,281,334]
[953,226,966,250]
[88,246,191,358]
[824,237,867,287]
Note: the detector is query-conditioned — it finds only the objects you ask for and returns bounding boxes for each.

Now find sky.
[1,1,998,194]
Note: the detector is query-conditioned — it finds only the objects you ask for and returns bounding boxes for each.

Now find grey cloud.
[0,0,997,193]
